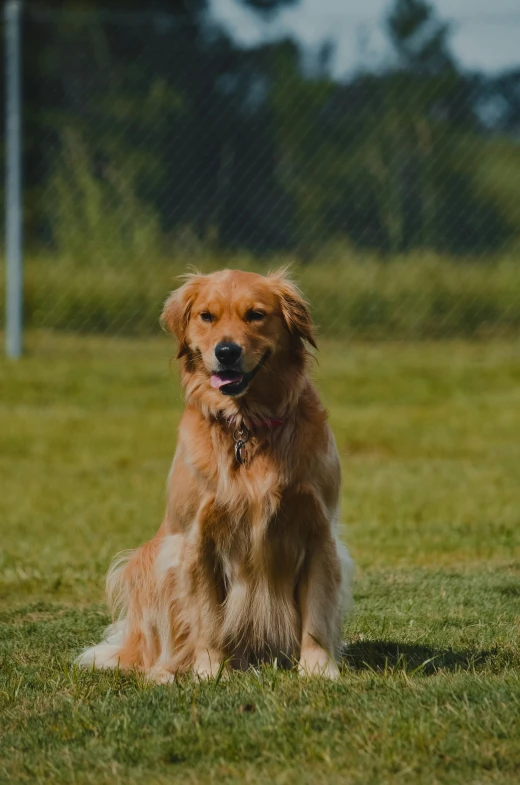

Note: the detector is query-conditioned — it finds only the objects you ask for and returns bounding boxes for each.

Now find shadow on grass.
[342,640,492,675]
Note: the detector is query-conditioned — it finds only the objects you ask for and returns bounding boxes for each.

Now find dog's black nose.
[215,342,242,366]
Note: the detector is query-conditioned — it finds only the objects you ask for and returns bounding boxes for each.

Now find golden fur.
[78,269,353,680]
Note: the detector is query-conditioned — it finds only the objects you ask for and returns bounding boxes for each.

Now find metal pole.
[5,0,23,358]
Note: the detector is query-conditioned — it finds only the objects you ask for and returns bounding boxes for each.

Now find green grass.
[2,250,520,339]
[1,334,520,784]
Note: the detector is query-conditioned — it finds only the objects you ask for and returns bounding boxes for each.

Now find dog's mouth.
[210,352,269,397]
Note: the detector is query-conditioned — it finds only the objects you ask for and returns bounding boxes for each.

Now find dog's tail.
[75,619,128,669]
[106,548,133,621]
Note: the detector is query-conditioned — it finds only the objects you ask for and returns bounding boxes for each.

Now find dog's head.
[161,269,316,410]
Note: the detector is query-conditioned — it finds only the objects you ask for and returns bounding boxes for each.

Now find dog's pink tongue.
[211,372,243,389]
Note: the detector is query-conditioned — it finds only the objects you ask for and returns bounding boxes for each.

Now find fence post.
[5,0,23,358]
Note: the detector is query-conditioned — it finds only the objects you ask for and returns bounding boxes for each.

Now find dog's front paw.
[193,649,225,679]
[147,667,176,685]
[298,648,340,680]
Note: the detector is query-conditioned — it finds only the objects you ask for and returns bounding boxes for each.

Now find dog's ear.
[161,275,204,358]
[270,270,317,350]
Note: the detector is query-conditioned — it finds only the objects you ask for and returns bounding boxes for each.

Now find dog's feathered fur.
[78,269,353,680]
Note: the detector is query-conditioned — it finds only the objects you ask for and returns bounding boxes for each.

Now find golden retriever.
[78,269,353,680]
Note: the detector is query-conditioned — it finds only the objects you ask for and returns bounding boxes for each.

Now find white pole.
[5,0,23,358]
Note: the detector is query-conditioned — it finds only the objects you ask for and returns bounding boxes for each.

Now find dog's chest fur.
[217,496,305,658]
[189,445,306,656]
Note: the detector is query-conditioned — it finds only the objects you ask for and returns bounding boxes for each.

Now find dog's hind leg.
[77,532,166,672]
[146,534,194,682]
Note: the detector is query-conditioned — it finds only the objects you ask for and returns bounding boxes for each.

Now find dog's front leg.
[185,537,226,679]
[297,532,344,679]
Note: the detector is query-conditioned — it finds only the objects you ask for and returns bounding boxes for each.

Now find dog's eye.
[200,311,215,323]
[246,310,265,322]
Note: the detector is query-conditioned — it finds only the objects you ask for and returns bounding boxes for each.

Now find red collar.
[248,417,284,430]
[218,414,285,432]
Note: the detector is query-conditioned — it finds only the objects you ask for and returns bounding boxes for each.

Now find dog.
[78,268,353,680]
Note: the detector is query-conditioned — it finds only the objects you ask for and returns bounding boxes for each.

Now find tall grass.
[3,249,520,340]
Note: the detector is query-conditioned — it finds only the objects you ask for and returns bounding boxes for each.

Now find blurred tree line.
[12,0,520,258]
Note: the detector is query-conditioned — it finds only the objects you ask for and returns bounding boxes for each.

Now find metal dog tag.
[235,440,248,465]
[233,426,250,465]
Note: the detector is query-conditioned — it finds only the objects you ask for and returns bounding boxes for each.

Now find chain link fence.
[2,2,520,349]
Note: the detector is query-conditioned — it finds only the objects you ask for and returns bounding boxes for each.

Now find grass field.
[2,251,520,340]
[1,333,520,784]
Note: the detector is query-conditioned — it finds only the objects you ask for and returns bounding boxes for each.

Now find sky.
[210,0,520,77]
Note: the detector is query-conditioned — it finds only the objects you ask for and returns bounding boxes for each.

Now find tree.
[15,0,517,258]
[387,0,455,75]
[22,0,300,252]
